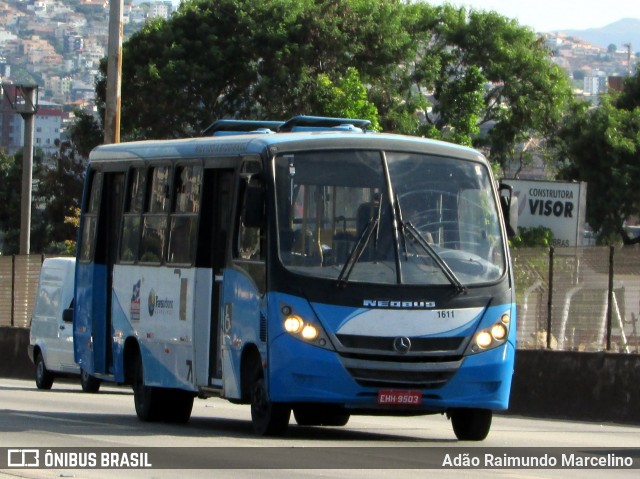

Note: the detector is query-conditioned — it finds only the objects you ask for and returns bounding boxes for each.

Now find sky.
[427,0,640,33]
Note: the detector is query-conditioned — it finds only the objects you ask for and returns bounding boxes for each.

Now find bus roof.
[201,120,285,136]
[89,119,485,165]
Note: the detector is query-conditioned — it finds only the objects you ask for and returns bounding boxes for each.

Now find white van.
[27,257,100,392]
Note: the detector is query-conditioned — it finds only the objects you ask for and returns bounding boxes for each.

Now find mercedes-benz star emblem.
[393,336,412,354]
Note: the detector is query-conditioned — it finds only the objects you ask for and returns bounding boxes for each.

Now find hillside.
[560,18,640,52]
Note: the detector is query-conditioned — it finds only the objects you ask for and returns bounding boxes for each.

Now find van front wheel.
[35,352,54,390]
[80,369,101,393]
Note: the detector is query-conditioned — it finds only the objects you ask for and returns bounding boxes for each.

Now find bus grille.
[339,356,463,389]
[335,334,467,389]
[337,334,465,353]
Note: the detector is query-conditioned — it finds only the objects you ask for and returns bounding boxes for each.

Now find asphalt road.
[0,378,638,478]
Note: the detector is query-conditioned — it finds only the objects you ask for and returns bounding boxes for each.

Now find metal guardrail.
[2,247,640,354]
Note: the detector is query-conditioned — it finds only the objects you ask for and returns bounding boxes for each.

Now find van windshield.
[274,150,506,286]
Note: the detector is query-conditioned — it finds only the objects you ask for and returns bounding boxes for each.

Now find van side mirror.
[63,308,74,323]
[242,176,265,228]
[499,183,518,238]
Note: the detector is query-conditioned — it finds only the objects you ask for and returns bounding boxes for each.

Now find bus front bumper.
[268,334,515,412]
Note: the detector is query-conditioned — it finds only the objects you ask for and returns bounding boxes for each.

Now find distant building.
[0,85,63,156]
[148,2,174,20]
[34,103,64,156]
[583,70,608,95]
[46,75,73,102]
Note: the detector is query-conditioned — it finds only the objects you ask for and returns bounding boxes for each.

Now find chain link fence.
[2,248,640,354]
[514,245,640,354]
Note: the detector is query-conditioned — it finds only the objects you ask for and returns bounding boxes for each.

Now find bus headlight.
[301,324,319,340]
[476,331,493,349]
[468,312,511,354]
[491,323,508,341]
[281,305,334,350]
[284,315,304,334]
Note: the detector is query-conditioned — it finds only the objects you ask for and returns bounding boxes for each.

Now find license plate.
[377,389,422,406]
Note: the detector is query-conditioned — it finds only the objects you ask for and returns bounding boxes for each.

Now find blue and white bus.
[73,116,516,440]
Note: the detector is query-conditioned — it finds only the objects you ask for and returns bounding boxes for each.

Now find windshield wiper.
[402,221,467,294]
[336,205,381,288]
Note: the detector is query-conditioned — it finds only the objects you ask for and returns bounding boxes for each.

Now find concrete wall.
[509,349,640,424]
[0,326,34,380]
[1,326,639,424]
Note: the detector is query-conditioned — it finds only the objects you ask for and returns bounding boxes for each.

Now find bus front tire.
[35,352,54,390]
[293,406,350,427]
[250,365,290,436]
[449,408,492,441]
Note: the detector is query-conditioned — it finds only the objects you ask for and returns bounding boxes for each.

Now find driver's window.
[235,160,264,261]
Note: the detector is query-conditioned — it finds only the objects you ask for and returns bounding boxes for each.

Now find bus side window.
[167,165,202,265]
[79,170,102,263]
[119,168,145,263]
[139,165,170,264]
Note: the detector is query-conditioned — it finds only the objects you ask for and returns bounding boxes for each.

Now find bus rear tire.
[449,408,492,441]
[164,389,195,423]
[133,355,164,422]
[80,369,101,393]
[250,364,290,436]
[35,352,54,390]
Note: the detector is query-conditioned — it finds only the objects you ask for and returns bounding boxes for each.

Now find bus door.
[196,168,233,385]
[94,172,125,374]
[220,159,266,399]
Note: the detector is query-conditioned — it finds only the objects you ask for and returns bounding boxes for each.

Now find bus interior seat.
[331,216,356,264]
[291,229,322,266]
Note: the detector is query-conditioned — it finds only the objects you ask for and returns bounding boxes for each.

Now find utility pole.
[623,43,632,76]
[104,0,123,144]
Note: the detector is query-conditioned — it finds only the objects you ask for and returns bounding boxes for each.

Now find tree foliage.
[32,141,86,254]
[0,151,22,254]
[95,0,571,169]
[510,226,554,248]
[0,109,99,255]
[304,67,381,130]
[554,93,640,244]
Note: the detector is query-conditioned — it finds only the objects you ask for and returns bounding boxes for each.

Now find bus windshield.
[274,150,505,286]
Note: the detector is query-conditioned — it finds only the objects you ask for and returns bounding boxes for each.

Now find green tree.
[303,68,380,130]
[554,97,640,244]
[0,111,99,255]
[405,6,573,168]
[67,108,103,159]
[614,67,640,110]
[95,0,572,170]
[32,140,86,253]
[510,226,554,248]
[31,109,101,253]
[0,151,22,254]
[97,0,411,139]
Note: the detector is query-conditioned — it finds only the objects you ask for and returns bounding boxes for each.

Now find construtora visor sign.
[508,180,587,247]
